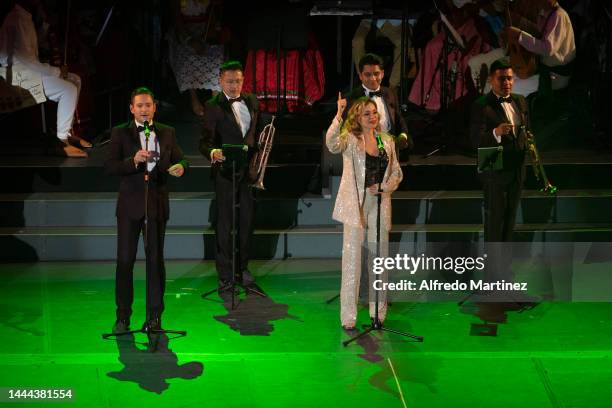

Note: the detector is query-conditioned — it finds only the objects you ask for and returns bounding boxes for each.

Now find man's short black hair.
[130,87,155,103]
[220,60,243,75]
[358,53,384,72]
[489,59,512,76]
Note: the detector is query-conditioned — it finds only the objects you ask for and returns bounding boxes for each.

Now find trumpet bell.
[249,115,276,190]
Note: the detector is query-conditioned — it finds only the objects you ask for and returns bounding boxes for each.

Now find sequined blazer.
[325,117,403,229]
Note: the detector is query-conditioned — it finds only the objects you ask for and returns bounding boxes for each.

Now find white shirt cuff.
[492,129,501,144]
[518,30,535,51]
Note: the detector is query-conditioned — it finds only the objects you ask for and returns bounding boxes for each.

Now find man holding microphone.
[105,87,188,333]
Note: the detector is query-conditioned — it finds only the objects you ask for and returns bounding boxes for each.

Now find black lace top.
[365,150,389,188]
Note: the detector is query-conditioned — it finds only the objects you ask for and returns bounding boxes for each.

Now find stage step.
[1,223,611,261]
[0,157,320,194]
[2,190,612,228]
[3,148,611,193]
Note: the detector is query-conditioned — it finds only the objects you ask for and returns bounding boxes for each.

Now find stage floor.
[0,259,611,407]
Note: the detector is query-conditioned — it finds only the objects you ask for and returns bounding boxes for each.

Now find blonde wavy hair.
[341,97,380,137]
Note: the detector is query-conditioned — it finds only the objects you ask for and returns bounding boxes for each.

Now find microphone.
[142,120,151,181]
[375,133,385,153]
[143,120,151,142]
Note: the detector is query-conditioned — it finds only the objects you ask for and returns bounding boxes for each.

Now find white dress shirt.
[492,93,522,144]
[363,85,390,134]
[224,92,251,137]
[518,6,576,68]
[136,120,160,172]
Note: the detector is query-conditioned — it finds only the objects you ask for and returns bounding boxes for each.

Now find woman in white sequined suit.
[326,96,403,330]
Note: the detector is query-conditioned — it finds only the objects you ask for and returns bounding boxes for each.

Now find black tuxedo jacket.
[345,86,409,140]
[470,92,529,180]
[199,92,260,178]
[105,121,188,220]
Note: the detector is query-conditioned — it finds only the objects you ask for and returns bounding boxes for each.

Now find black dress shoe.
[475,303,507,323]
[113,318,130,333]
[241,270,256,286]
[218,279,232,289]
[509,292,541,307]
[142,316,162,332]
[217,280,237,302]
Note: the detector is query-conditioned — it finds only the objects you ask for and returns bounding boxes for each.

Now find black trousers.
[115,215,167,320]
[482,171,524,242]
[214,171,255,282]
[482,170,524,283]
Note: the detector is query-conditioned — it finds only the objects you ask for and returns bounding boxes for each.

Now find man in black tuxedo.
[468,60,540,318]
[341,53,413,151]
[199,60,261,293]
[105,87,188,332]
[470,59,529,243]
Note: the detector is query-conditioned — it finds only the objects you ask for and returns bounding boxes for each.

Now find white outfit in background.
[0,4,81,141]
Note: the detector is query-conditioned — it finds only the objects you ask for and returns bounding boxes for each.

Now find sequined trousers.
[341,193,388,327]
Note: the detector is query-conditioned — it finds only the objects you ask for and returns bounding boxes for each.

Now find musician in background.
[505,0,576,96]
[199,60,262,296]
[408,0,494,111]
[168,0,229,117]
[342,53,413,152]
[466,0,509,95]
[470,59,528,242]
[0,0,90,157]
[352,18,404,89]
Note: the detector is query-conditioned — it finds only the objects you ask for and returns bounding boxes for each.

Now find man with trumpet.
[470,59,548,313]
[471,59,529,243]
[199,60,264,296]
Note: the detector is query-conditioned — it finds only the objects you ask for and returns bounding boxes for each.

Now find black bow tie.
[137,124,156,133]
[368,90,383,98]
[498,96,512,104]
[228,96,243,104]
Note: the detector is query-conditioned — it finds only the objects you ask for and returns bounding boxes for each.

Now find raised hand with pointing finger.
[336,91,347,121]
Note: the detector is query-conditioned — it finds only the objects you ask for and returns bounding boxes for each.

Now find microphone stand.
[143,122,150,250]
[102,120,186,352]
[201,145,266,310]
[422,2,464,158]
[344,134,423,347]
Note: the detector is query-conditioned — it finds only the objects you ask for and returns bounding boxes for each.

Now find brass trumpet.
[250,115,276,190]
[522,126,557,195]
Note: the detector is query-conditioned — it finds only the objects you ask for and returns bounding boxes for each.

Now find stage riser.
[400,164,611,191]
[3,230,611,261]
[3,162,610,193]
[2,195,611,228]
[2,165,320,193]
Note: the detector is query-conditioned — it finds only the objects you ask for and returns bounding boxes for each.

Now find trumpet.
[522,126,557,195]
[249,115,276,190]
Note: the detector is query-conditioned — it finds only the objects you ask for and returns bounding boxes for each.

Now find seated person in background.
[505,0,576,97]
[352,16,418,88]
[467,0,509,94]
[167,0,229,117]
[408,0,494,111]
[0,0,90,157]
